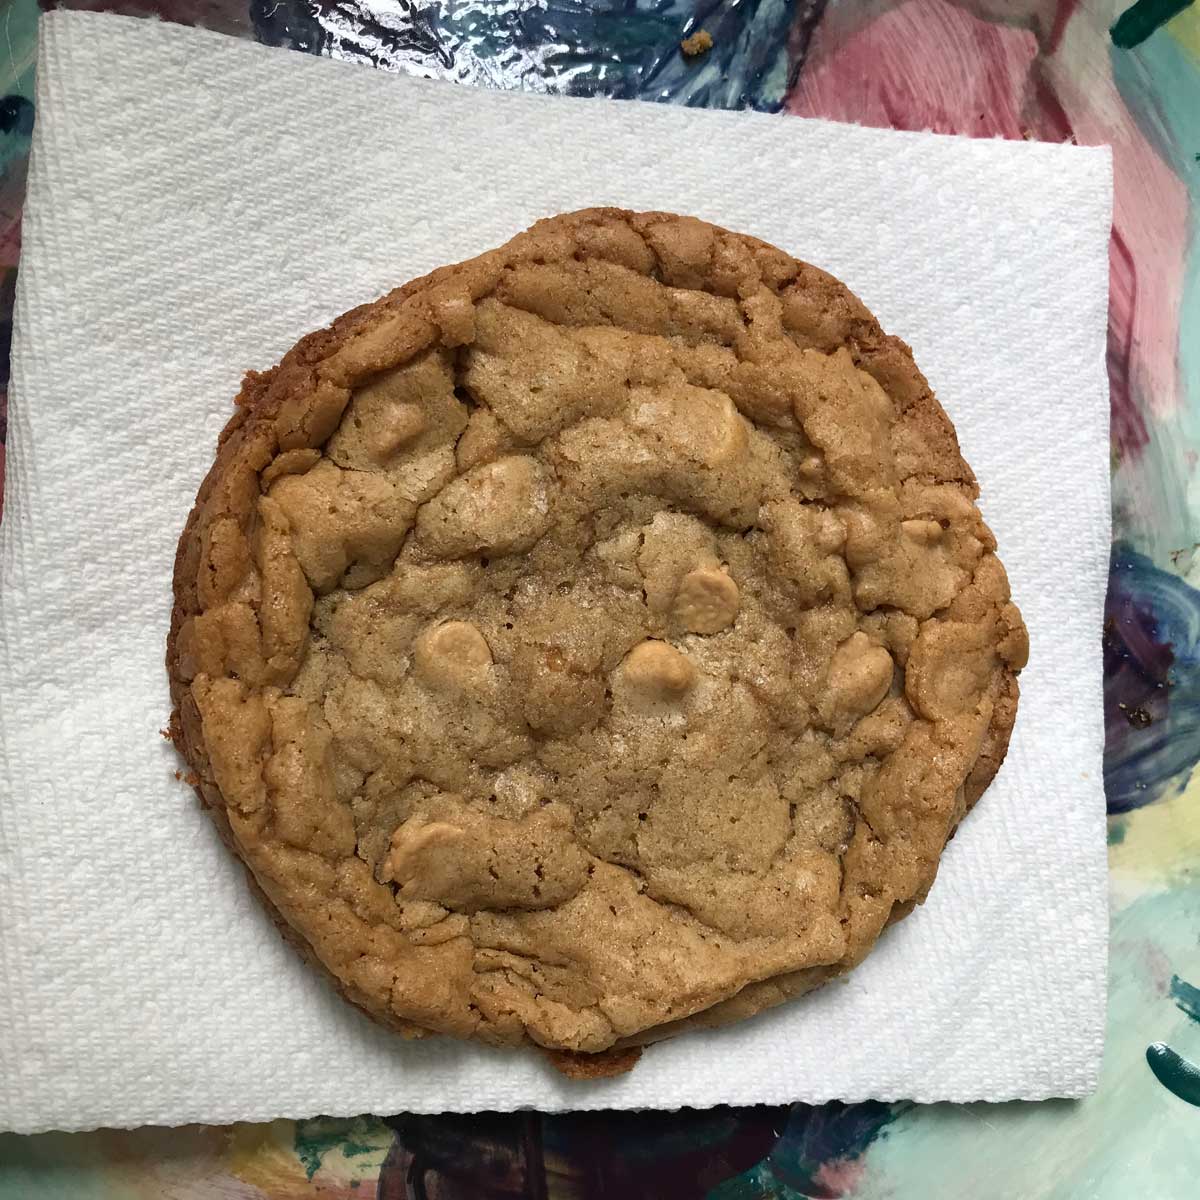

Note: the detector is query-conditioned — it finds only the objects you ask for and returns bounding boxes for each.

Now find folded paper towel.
[0,11,1111,1133]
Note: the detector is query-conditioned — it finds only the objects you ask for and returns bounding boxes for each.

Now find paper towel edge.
[2,1072,1104,1135]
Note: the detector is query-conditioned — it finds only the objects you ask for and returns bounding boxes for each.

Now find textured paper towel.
[0,11,1112,1133]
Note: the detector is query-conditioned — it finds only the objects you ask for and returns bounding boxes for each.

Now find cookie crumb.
[545,1046,642,1079]
[1121,704,1153,729]
[681,29,713,57]
[173,770,183,781]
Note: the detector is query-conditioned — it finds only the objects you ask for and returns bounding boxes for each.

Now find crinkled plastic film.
[252,0,806,110]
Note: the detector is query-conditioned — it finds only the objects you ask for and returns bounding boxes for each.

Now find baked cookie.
[168,209,1026,1069]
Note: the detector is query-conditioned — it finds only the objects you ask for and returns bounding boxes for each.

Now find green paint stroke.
[1170,974,1200,1022]
[1146,1042,1200,1105]
[1111,0,1195,49]
[293,1116,387,1181]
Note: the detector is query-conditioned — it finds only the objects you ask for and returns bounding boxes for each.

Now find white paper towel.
[0,11,1112,1133]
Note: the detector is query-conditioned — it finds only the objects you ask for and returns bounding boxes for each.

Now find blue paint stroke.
[1169,974,1200,1023]
[1146,975,1200,1106]
[1111,0,1195,50]
[1104,545,1200,812]
[1146,1041,1200,1106]
[251,0,816,112]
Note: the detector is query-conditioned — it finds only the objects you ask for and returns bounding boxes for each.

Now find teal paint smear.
[0,1134,116,1200]
[708,1161,796,1199]
[1110,27,1200,574]
[1169,974,1200,1021]
[0,0,38,177]
[0,1127,221,1200]
[836,886,1200,1200]
[1146,1041,1200,1105]
[1112,0,1195,50]
[1107,818,1128,844]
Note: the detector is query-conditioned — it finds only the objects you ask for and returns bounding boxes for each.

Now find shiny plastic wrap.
[251,0,812,111]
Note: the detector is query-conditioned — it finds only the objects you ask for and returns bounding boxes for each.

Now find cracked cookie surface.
[168,208,1026,1064]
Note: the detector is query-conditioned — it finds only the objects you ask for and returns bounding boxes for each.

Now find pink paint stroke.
[785,0,1189,464]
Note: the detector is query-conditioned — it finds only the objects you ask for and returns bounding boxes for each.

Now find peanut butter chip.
[901,518,943,546]
[381,820,464,885]
[828,632,894,720]
[622,639,698,701]
[675,567,739,633]
[172,208,1025,1064]
[414,621,493,690]
[382,804,588,912]
[372,404,428,461]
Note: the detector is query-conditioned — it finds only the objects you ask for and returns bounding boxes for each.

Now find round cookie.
[168,209,1027,1067]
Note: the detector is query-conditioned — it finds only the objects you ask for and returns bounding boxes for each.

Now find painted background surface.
[0,0,1198,1195]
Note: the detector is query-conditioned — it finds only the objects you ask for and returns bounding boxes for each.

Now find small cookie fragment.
[416,455,551,558]
[681,29,713,57]
[546,1046,643,1079]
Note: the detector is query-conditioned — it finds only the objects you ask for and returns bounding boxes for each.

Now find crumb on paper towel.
[681,29,713,57]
